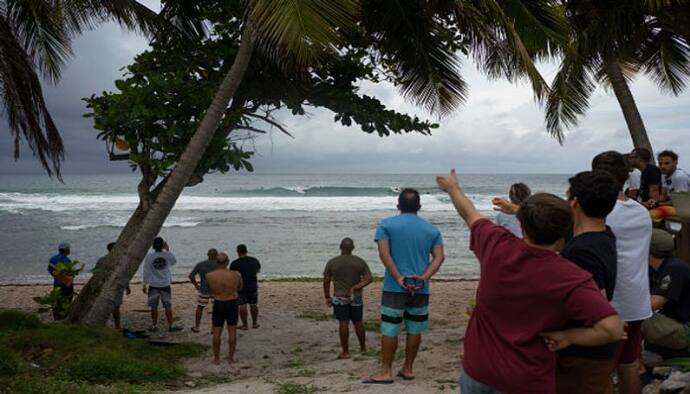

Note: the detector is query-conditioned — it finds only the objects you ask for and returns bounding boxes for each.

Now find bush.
[0,346,19,375]
[0,310,43,331]
[63,350,180,383]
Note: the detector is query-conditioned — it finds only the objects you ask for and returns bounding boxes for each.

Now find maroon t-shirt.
[463,219,617,394]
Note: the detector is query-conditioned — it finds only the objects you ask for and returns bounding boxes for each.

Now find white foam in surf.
[1,192,495,213]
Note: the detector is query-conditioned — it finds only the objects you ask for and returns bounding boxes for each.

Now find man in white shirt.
[625,168,641,201]
[143,236,181,332]
[592,151,653,394]
[658,150,690,203]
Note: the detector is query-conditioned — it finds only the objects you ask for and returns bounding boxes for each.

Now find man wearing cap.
[48,242,74,320]
[643,229,690,353]
[142,236,181,332]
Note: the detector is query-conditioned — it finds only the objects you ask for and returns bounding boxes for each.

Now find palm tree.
[0,0,205,179]
[545,0,690,153]
[69,0,569,326]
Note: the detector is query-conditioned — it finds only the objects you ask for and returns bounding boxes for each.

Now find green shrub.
[0,310,43,331]
[0,346,19,375]
[63,350,180,383]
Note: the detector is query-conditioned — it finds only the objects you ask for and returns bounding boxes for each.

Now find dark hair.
[153,237,165,251]
[237,244,248,254]
[398,188,421,213]
[509,183,531,204]
[516,193,572,245]
[632,147,652,162]
[107,242,116,252]
[567,171,619,218]
[658,150,679,162]
[592,151,628,190]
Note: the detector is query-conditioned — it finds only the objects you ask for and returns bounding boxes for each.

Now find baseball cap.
[58,242,71,250]
[650,229,675,257]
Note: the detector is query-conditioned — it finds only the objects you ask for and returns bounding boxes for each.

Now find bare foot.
[227,357,235,364]
[238,325,249,331]
[360,348,367,354]
[252,323,260,329]
[213,358,220,365]
[362,371,394,384]
[338,352,351,359]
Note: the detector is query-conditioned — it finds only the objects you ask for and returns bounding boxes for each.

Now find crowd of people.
[46,148,690,392]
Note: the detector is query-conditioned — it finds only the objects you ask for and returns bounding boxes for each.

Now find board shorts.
[238,290,258,306]
[147,286,172,309]
[615,320,643,365]
[333,296,363,322]
[212,299,239,327]
[642,312,690,350]
[197,291,211,307]
[380,291,429,336]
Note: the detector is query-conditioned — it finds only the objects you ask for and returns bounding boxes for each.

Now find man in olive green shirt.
[323,238,373,359]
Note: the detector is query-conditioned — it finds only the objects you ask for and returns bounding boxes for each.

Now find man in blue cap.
[48,242,74,320]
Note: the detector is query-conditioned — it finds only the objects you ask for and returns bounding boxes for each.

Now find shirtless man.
[206,252,243,364]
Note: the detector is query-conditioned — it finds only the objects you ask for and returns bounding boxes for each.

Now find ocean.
[0,173,569,284]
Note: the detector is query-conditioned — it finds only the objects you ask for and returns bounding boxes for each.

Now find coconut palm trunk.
[603,59,654,154]
[71,25,255,326]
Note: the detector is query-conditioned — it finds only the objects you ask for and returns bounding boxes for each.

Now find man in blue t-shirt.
[364,188,445,384]
[48,242,74,320]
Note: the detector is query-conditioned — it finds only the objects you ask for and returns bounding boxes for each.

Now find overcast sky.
[1,16,688,175]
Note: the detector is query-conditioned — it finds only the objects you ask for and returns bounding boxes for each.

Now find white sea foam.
[0,192,496,213]
[60,217,201,231]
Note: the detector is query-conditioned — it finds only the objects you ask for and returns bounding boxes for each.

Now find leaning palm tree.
[545,0,690,153]
[0,0,205,178]
[70,0,569,326]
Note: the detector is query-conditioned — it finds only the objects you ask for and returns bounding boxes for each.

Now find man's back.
[191,259,217,294]
[374,213,442,294]
[465,219,616,393]
[324,255,371,297]
[206,269,243,302]
[652,257,690,323]
[143,251,176,287]
[607,199,652,321]
[230,256,260,292]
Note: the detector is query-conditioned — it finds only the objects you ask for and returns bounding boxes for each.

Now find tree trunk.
[67,203,148,322]
[74,25,256,326]
[603,59,654,156]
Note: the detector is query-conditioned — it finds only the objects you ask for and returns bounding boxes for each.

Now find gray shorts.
[147,286,172,309]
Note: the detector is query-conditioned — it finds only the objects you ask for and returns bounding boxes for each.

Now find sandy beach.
[0,280,476,393]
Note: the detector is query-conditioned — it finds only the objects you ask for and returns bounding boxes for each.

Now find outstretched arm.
[437,169,483,227]
[541,314,624,351]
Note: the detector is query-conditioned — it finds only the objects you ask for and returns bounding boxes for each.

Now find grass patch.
[276,382,322,394]
[362,348,405,361]
[0,309,204,393]
[362,320,379,332]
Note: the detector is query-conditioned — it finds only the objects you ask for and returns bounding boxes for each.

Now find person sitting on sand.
[188,248,219,333]
[643,229,690,357]
[437,169,624,393]
[142,237,181,332]
[323,237,373,359]
[48,242,74,320]
[230,244,261,330]
[495,182,531,237]
[365,188,445,384]
[206,252,243,364]
[94,242,131,330]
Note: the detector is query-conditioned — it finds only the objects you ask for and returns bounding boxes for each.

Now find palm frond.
[544,46,597,143]
[641,30,690,94]
[158,0,209,40]
[363,0,466,117]
[248,0,358,68]
[5,0,72,82]
[0,15,63,178]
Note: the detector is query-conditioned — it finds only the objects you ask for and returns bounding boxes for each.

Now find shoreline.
[0,276,480,287]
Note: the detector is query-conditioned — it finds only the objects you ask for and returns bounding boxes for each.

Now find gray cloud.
[2,20,689,176]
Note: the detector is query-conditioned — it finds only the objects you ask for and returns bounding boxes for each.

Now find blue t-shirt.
[374,213,443,294]
[48,254,71,287]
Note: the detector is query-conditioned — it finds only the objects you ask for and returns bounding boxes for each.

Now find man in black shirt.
[230,244,261,330]
[557,170,620,394]
[644,229,690,352]
[629,148,661,207]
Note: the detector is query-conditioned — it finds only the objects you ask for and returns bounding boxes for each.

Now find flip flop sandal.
[397,371,415,380]
[362,378,394,384]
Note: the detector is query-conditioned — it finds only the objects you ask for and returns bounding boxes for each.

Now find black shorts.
[212,300,239,327]
[333,304,363,322]
[238,290,258,305]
